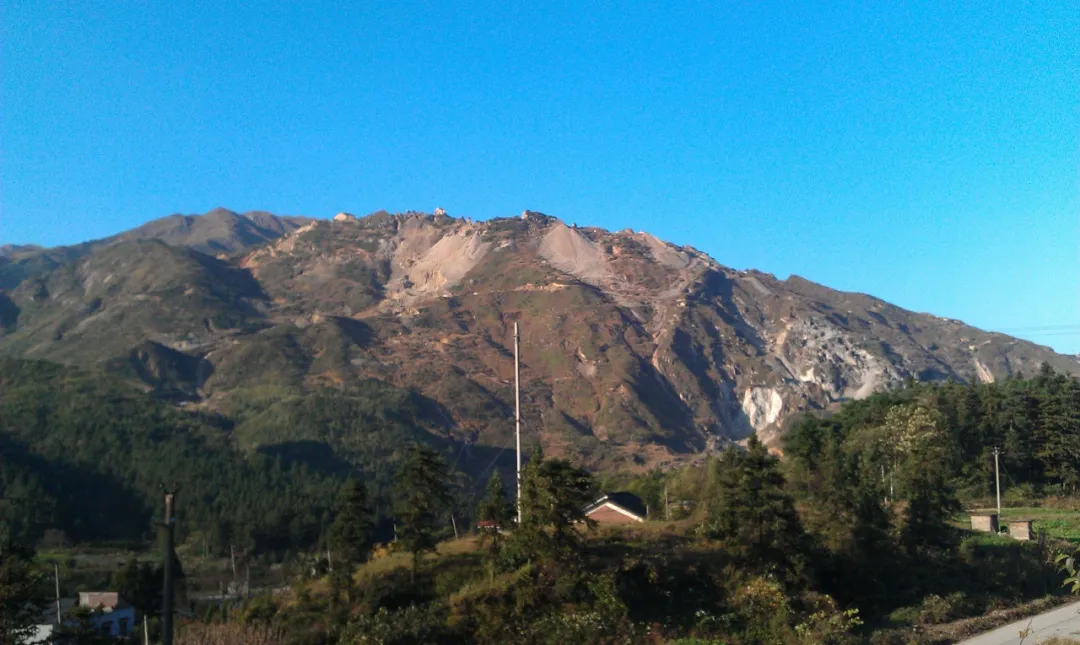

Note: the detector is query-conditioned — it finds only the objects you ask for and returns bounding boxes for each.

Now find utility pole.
[54,563,61,624]
[514,321,522,525]
[161,487,177,645]
[994,447,1002,518]
[664,484,670,521]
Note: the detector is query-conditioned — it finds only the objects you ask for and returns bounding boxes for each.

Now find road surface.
[958,600,1080,644]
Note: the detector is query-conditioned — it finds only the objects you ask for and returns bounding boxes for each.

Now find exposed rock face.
[539,222,613,282]
[1,208,1077,470]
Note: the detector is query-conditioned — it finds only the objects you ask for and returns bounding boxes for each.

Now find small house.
[970,513,999,533]
[77,592,136,638]
[1009,520,1034,541]
[584,492,647,525]
[476,520,506,534]
[26,593,134,644]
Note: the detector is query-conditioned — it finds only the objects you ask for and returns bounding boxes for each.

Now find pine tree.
[1001,386,1039,481]
[394,444,452,583]
[705,437,806,570]
[1037,377,1080,492]
[0,540,44,645]
[899,470,960,555]
[111,557,161,617]
[328,479,373,567]
[515,446,595,562]
[476,471,514,557]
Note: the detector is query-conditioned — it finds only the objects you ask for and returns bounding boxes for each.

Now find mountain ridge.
[1,208,1076,469]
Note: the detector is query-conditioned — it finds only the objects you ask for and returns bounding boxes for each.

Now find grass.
[964,507,1080,543]
[355,536,484,581]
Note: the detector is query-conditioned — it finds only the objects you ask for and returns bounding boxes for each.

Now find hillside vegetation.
[172,367,1080,644]
[0,358,505,554]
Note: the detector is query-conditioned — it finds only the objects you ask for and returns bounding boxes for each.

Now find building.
[970,513,999,533]
[584,492,647,525]
[27,592,135,644]
[1009,520,1034,541]
[26,599,75,645]
[78,592,136,637]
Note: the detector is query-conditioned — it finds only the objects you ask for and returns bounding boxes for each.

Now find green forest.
[0,358,482,554]
[4,362,1080,644]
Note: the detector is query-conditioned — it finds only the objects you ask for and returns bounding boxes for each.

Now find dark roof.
[584,491,647,519]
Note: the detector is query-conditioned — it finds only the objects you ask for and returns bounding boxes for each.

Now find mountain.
[1,209,1077,470]
[0,208,311,289]
[112,207,312,255]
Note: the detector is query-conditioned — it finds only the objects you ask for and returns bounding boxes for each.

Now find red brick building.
[584,492,647,525]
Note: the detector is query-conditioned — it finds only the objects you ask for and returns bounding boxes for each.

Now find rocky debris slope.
[1,208,1076,470]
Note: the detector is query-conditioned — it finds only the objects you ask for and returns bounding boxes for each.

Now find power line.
[997,324,1080,333]
[1000,323,1080,329]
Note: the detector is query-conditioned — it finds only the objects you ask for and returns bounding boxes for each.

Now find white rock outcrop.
[741,387,784,431]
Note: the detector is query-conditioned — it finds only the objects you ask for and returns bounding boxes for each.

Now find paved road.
[958,601,1080,644]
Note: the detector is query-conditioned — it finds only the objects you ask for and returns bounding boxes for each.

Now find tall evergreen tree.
[476,471,514,557]
[0,540,44,645]
[394,444,452,583]
[1037,378,1080,492]
[328,478,374,567]
[111,557,162,617]
[705,437,806,571]
[899,470,960,555]
[515,446,596,562]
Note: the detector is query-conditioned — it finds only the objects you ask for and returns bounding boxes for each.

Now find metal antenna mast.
[162,487,178,645]
[515,322,523,525]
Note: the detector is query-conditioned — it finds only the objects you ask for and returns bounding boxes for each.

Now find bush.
[886,605,920,627]
[340,605,459,645]
[917,594,954,625]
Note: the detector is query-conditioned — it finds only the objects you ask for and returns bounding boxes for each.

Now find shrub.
[175,623,284,645]
[886,605,920,627]
[340,605,459,645]
[917,594,954,625]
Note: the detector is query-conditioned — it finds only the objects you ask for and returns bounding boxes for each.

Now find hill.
[0,208,310,289]
[0,357,507,551]
[1,208,1077,471]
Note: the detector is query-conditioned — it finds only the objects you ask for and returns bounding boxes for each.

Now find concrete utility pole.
[54,563,61,624]
[162,488,177,645]
[515,321,523,525]
[994,447,1002,518]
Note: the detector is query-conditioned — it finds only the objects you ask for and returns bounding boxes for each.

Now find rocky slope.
[2,209,1076,469]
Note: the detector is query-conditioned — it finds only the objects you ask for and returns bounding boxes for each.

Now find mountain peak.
[205,207,240,219]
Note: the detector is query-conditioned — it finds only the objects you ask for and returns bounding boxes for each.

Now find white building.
[26,592,136,644]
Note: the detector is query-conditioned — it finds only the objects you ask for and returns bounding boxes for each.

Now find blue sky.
[2,2,1077,352]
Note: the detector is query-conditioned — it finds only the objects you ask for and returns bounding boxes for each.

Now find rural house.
[26,592,135,644]
[584,492,647,524]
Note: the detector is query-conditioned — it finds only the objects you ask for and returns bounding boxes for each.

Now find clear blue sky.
[2,2,1077,352]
